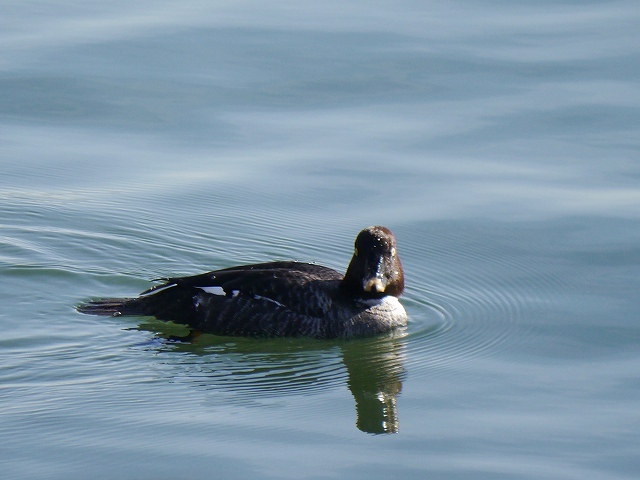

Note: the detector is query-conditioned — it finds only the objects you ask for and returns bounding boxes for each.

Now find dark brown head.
[341,226,405,299]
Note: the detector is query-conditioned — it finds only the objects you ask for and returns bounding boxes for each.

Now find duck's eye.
[390,247,396,257]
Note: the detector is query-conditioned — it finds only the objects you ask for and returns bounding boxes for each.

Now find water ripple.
[128,325,407,433]
[396,224,563,377]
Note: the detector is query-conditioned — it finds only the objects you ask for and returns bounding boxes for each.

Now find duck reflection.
[136,320,407,434]
[341,334,405,434]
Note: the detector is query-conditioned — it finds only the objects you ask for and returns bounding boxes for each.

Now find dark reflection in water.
[341,336,405,434]
[136,321,406,434]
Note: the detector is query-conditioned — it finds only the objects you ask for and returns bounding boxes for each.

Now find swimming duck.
[77,226,407,338]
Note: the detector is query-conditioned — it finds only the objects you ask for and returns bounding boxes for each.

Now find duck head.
[341,226,404,298]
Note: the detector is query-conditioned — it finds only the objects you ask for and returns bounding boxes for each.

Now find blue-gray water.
[1,1,639,479]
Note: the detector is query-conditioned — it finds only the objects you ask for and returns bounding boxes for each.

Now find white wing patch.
[197,286,225,295]
[196,286,284,308]
[196,286,240,297]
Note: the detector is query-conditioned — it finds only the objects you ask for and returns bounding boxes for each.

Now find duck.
[77,226,407,338]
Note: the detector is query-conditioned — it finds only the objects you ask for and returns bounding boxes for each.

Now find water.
[1,1,639,478]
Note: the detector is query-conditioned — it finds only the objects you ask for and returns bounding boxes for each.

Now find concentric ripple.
[398,224,564,377]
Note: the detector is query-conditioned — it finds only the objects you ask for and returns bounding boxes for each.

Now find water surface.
[1,1,639,479]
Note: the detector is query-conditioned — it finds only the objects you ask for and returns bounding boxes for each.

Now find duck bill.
[363,276,386,293]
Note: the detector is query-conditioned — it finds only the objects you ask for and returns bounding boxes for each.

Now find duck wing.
[156,261,342,315]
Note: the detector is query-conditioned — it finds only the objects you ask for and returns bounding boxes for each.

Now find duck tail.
[76,298,139,316]
[77,284,202,328]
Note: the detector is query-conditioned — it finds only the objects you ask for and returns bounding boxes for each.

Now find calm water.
[1,1,639,479]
